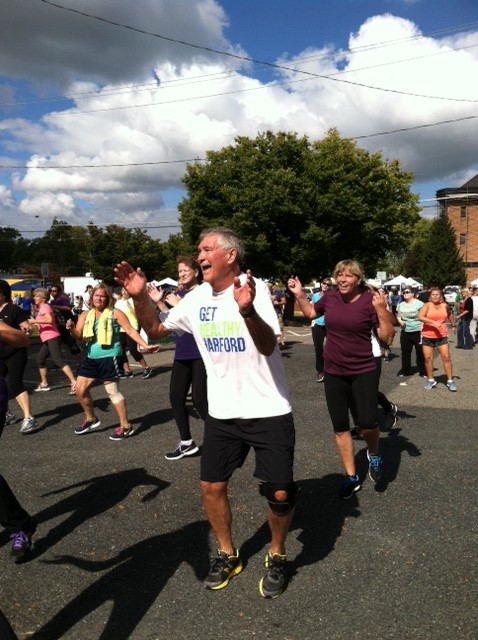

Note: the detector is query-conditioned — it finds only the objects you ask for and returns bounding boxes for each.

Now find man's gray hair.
[199,227,244,264]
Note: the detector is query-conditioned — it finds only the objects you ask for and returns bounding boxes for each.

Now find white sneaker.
[20,417,38,434]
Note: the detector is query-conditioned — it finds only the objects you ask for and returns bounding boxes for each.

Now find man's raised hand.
[114,261,147,298]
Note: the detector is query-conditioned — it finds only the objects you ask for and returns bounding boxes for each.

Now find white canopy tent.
[383,275,423,290]
[151,277,178,288]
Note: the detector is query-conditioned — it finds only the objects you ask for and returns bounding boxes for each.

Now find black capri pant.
[324,369,378,432]
[0,349,28,399]
[119,332,143,363]
[37,337,68,370]
[170,358,208,441]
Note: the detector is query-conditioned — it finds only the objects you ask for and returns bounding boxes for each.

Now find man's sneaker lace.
[165,441,199,460]
[10,529,34,563]
[109,424,135,441]
[75,417,101,435]
[259,552,287,599]
[367,450,383,483]
[338,474,361,499]
[204,548,242,590]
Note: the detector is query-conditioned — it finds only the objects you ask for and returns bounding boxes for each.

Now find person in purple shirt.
[147,257,208,460]
[288,260,395,499]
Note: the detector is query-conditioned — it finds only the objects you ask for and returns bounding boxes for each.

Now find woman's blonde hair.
[33,287,49,301]
[332,259,364,283]
[91,284,114,309]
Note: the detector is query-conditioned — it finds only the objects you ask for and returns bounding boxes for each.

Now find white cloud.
[1,3,478,238]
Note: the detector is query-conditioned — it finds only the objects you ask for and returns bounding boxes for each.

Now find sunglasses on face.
[322,282,331,286]
[403,290,412,294]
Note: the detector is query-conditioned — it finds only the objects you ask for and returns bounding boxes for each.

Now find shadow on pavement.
[28,468,170,560]
[30,519,210,640]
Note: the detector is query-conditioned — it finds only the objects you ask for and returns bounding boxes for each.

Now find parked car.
[443,285,461,306]
[302,287,314,300]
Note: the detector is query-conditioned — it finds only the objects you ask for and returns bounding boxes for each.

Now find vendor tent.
[383,275,408,287]
[383,275,423,290]
[151,277,178,288]
[404,277,423,289]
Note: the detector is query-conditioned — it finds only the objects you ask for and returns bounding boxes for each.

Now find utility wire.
[35,0,478,105]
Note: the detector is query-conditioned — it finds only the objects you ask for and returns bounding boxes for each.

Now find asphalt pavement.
[0,326,476,639]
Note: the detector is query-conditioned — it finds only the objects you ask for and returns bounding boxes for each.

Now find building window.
[460,206,467,219]
[459,233,466,245]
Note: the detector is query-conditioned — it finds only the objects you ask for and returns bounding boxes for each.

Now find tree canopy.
[418,212,466,288]
[178,129,421,280]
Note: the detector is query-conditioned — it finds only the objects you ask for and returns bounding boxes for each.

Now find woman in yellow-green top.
[66,284,158,440]
[115,288,152,379]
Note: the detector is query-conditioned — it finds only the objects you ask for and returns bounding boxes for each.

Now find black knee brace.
[259,482,296,516]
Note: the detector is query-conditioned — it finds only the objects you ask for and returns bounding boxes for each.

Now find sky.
[1,0,478,241]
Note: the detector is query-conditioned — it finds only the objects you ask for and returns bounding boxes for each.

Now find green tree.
[0,227,30,271]
[83,225,164,283]
[401,218,433,277]
[178,130,421,280]
[418,213,466,288]
[28,219,87,276]
[161,233,197,278]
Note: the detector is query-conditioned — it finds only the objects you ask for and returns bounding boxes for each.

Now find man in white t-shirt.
[115,227,295,599]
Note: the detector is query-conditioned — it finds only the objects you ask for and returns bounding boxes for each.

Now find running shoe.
[5,412,16,425]
[69,383,77,396]
[384,403,398,430]
[10,528,35,563]
[316,373,325,383]
[20,417,37,434]
[204,548,243,590]
[109,424,135,441]
[141,367,153,379]
[34,383,50,392]
[424,379,437,390]
[119,371,134,378]
[259,552,287,599]
[75,417,101,435]
[446,380,457,392]
[367,450,383,483]
[165,441,199,460]
[338,474,361,499]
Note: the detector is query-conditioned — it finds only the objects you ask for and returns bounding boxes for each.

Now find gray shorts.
[421,336,448,348]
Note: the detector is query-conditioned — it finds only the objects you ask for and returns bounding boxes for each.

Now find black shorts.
[78,355,124,382]
[200,413,295,483]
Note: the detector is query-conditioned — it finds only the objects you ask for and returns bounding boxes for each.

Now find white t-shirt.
[162,276,291,420]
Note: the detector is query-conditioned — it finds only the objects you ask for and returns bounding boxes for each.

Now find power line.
[4,15,478,110]
[1,111,477,170]
[35,0,478,106]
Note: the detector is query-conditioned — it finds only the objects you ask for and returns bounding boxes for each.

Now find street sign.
[41,263,49,278]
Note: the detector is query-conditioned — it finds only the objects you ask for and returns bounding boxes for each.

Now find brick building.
[436,174,478,285]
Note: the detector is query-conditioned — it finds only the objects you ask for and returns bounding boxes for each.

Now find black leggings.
[0,349,28,399]
[324,370,378,432]
[119,332,143,363]
[311,324,326,374]
[169,358,208,441]
[37,337,67,369]
[0,411,34,532]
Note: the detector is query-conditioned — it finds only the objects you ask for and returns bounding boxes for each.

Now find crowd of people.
[0,237,467,599]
